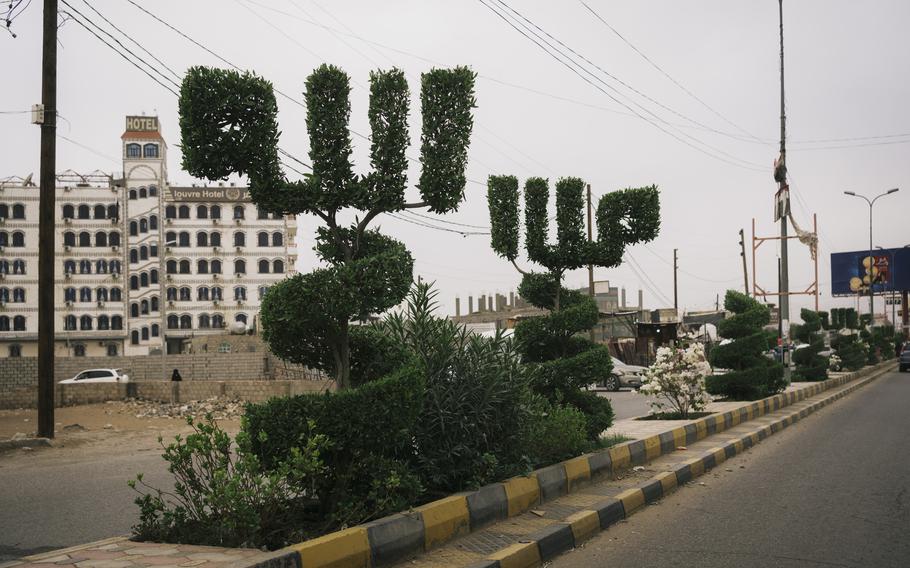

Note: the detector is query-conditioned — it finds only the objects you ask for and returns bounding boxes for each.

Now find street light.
[843,188,899,321]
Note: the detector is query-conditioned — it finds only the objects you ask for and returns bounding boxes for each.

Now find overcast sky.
[3,0,909,321]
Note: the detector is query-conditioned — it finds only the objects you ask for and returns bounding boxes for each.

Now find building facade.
[0,115,297,358]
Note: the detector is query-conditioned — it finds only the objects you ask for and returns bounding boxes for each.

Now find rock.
[21,446,33,452]
[633,466,645,472]
[103,423,113,430]
[12,432,27,440]
[63,423,87,432]
[676,446,687,451]
[530,510,546,517]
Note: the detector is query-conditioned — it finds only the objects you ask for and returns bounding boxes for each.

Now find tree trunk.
[335,320,352,390]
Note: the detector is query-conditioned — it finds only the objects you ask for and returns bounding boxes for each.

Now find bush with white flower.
[827,353,842,372]
[639,343,713,419]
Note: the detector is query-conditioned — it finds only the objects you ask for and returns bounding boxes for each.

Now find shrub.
[130,417,327,549]
[831,333,866,371]
[639,343,713,419]
[526,403,589,465]
[707,290,786,400]
[792,309,828,381]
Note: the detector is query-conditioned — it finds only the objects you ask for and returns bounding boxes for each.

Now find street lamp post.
[844,188,899,322]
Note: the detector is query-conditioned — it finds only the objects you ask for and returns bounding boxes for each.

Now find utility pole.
[775,0,791,369]
[586,184,595,342]
[739,229,750,294]
[672,248,678,311]
[37,0,58,439]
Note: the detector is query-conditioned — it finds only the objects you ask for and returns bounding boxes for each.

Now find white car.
[59,368,130,384]
[596,357,647,391]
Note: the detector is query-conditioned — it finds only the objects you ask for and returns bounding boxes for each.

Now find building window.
[0,232,7,247]
[257,207,268,220]
[198,313,211,329]
[211,259,222,274]
[198,287,210,301]
[258,259,270,274]
[150,295,159,311]
[63,315,76,331]
[197,232,209,247]
[234,286,247,301]
[179,287,191,301]
[9,344,22,357]
[149,215,158,230]
[130,303,139,318]
[110,288,122,302]
[12,288,25,303]
[167,314,178,329]
[12,204,25,219]
[150,243,158,257]
[110,232,121,247]
[197,205,208,219]
[0,316,10,331]
[233,232,245,247]
[107,344,118,356]
[96,231,108,247]
[94,204,106,219]
[98,315,110,330]
[218,341,231,353]
[212,314,224,329]
[150,269,158,284]
[211,232,222,247]
[13,259,26,274]
[197,259,209,274]
[64,287,76,302]
[166,287,177,301]
[0,260,8,274]
[80,315,92,330]
[12,232,25,247]
[165,231,177,246]
[129,189,137,200]
[139,218,148,233]
[141,327,149,341]
[258,285,270,299]
[179,232,190,247]
[130,249,138,264]
[126,143,141,158]
[78,204,90,219]
[0,204,8,218]
[151,323,159,337]
[140,246,148,261]
[211,287,223,301]
[165,205,177,219]
[62,204,74,219]
[13,315,25,331]
[63,232,75,247]
[107,204,118,219]
[211,205,221,219]
[131,330,139,345]
[74,344,86,357]
[178,205,190,219]
[257,232,269,247]
[233,205,244,220]
[79,260,92,274]
[234,259,246,274]
[139,187,147,199]
[179,259,190,274]
[110,260,121,274]
[0,288,7,303]
[130,275,139,291]
[80,287,92,302]
[273,259,285,273]
[111,315,123,330]
[96,288,108,302]
[141,299,149,315]
[129,221,138,237]
[166,259,177,274]
[180,314,192,329]
[235,313,248,325]
[96,260,108,274]
[143,143,159,158]
[272,232,284,246]
[79,232,91,247]
[140,272,149,287]
[149,185,158,197]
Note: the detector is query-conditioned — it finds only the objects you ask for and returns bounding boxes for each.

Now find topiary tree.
[792,309,828,381]
[178,65,476,389]
[706,290,786,400]
[831,333,866,371]
[487,176,660,439]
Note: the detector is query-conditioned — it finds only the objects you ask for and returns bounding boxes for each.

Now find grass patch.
[595,433,632,448]
[635,411,713,421]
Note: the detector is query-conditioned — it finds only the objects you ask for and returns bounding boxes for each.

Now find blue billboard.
[831,247,910,296]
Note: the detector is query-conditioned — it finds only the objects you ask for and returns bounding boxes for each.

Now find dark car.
[900,346,910,373]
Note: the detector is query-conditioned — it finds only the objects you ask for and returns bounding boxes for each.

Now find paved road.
[553,368,910,568]
[596,388,654,421]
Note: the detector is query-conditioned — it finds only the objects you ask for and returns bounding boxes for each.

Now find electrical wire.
[399,210,491,230]
[57,133,121,165]
[383,212,490,236]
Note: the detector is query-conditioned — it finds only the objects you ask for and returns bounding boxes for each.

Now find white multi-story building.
[0,115,297,358]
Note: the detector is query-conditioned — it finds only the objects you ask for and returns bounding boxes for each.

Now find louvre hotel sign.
[167,186,249,202]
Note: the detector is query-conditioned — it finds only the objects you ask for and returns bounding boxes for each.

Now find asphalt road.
[597,388,654,420]
[552,368,910,568]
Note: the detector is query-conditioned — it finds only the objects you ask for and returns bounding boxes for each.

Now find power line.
[384,212,490,236]
[400,209,491,230]
[57,133,121,165]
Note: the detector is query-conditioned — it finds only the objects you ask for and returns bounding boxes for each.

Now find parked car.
[597,357,646,391]
[900,346,910,373]
[59,368,129,384]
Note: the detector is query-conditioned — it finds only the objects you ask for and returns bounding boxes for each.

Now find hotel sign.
[166,186,249,202]
[125,116,159,132]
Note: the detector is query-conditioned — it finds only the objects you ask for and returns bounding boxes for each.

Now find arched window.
[78,204,90,219]
[111,315,123,330]
[234,286,247,301]
[63,315,76,331]
[131,330,139,345]
[272,232,284,246]
[165,231,177,246]
[9,344,22,357]
[211,205,221,219]
[11,232,24,247]
[180,314,192,329]
[143,143,159,158]
[233,205,244,220]
[130,275,139,290]
[165,205,176,219]
[139,187,147,199]
[151,323,159,337]
[178,205,190,219]
[79,260,92,274]
[197,259,209,274]
[235,313,248,325]
[107,344,118,356]
[211,259,222,274]
[257,232,269,247]
[110,260,121,274]
[178,232,190,247]
[13,315,25,331]
[129,189,137,200]
[179,287,191,301]
[150,269,158,284]
[211,287,223,301]
[80,315,92,330]
[140,272,149,287]
[198,287,210,301]
[197,205,208,219]
[126,143,141,158]
[234,232,245,247]
[110,288,122,302]
[11,204,25,219]
[0,288,8,303]
[198,313,211,329]
[139,218,148,233]
[63,260,76,274]
[95,259,108,274]
[150,296,159,311]
[258,259,270,274]
[257,207,269,220]
[234,259,246,274]
[149,215,158,230]
[150,243,158,257]
[95,231,108,247]
[141,299,149,314]
[129,221,138,237]
[166,260,177,274]
[166,287,177,301]
[96,288,108,302]
[63,232,76,247]
[179,259,191,274]
[149,185,158,197]
[129,249,139,264]
[141,327,149,341]
[196,232,209,247]
[107,204,118,220]
[212,313,224,328]
[79,232,91,247]
[62,204,74,219]
[0,260,8,274]
[0,232,7,247]
[64,287,76,302]
[273,259,285,273]
[94,204,106,219]
[140,246,148,261]
[97,315,110,330]
[74,344,86,356]
[13,259,26,274]
[109,232,121,246]
[80,287,92,302]
[130,303,139,318]
[0,204,6,218]
[210,232,222,247]
[13,288,25,302]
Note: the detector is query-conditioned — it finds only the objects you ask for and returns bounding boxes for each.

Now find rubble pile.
[117,397,246,420]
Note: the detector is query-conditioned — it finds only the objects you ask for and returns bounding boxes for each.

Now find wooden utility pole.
[672,248,678,311]
[739,229,749,294]
[586,184,595,341]
[37,0,58,438]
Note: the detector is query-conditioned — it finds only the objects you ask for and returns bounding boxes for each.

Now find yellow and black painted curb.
[242,362,894,568]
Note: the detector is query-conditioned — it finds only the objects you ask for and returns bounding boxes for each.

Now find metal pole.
[778,0,790,366]
[37,0,58,439]
[673,248,678,311]
[587,184,595,342]
[740,229,749,295]
[868,201,874,321]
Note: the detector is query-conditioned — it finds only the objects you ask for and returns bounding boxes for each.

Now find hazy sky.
[3,0,909,321]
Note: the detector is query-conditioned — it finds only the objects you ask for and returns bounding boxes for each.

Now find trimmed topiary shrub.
[831,333,866,371]
[707,290,786,400]
[792,309,828,381]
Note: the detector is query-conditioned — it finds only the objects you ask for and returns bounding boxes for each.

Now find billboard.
[830,247,910,296]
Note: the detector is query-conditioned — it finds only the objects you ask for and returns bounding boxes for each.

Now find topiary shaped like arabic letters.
[179,65,476,388]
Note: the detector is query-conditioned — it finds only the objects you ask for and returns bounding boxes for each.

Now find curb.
[464,363,895,568]
[194,362,896,568]
[0,437,52,453]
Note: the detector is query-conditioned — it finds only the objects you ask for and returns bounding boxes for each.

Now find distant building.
[0,115,297,358]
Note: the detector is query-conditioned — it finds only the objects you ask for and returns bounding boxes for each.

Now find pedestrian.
[171,368,182,382]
